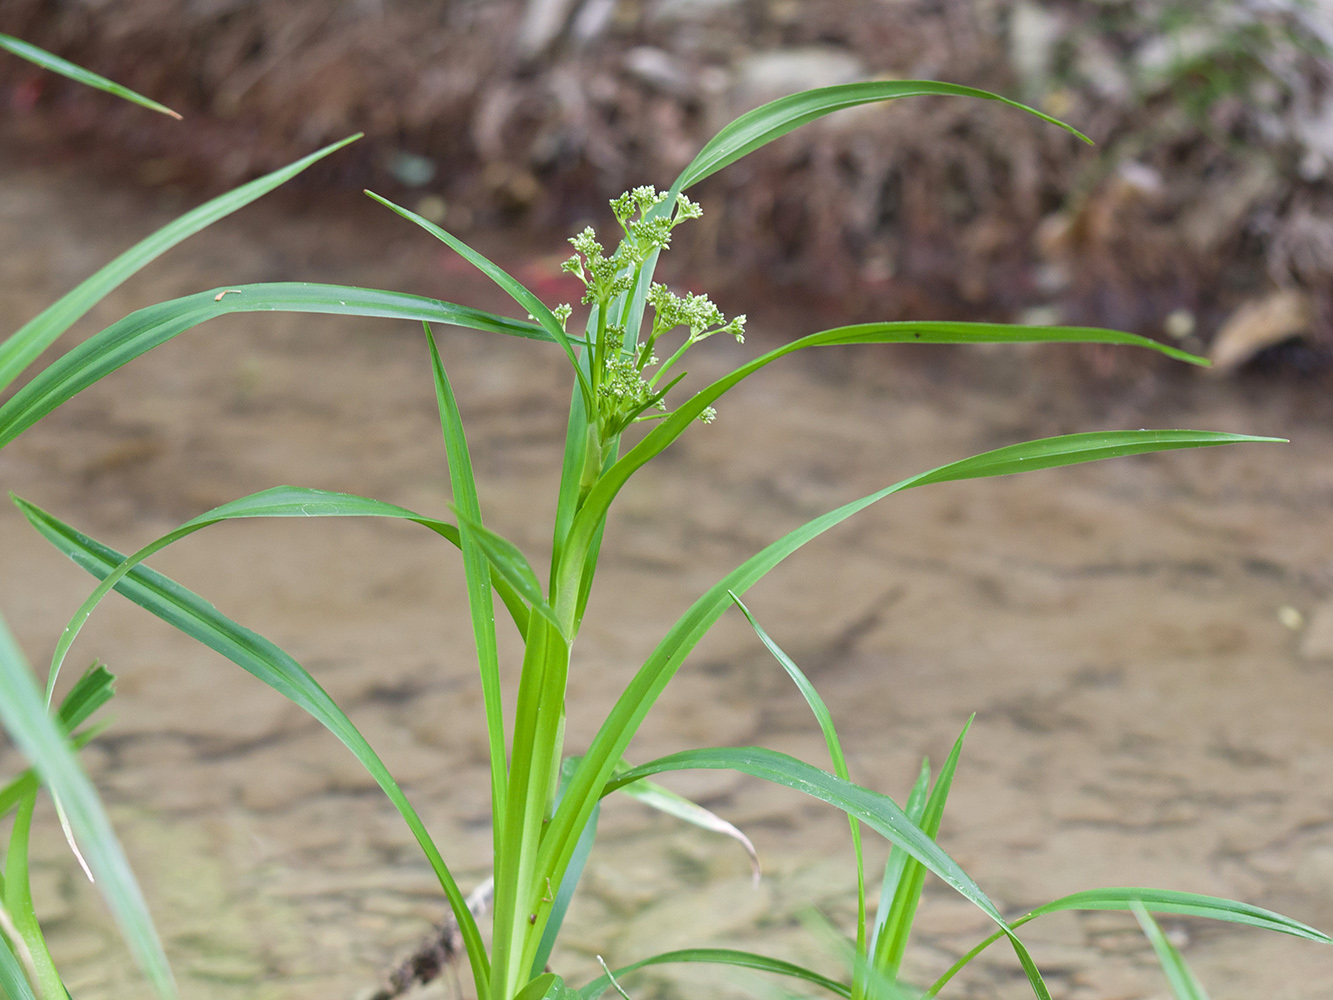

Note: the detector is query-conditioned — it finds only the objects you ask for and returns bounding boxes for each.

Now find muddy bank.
[3,157,1333,999]
[4,0,1333,365]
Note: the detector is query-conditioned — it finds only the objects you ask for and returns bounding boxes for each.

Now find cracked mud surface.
[4,159,1333,1000]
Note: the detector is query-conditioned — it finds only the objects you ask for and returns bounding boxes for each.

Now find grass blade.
[871,762,929,957]
[17,487,525,702]
[366,191,594,409]
[0,612,176,999]
[579,948,851,1000]
[1133,901,1211,1000]
[555,320,1228,599]
[606,747,1009,931]
[0,139,359,395]
[425,326,509,855]
[0,282,558,449]
[925,888,1330,998]
[541,428,1277,919]
[672,81,1089,194]
[0,33,180,117]
[17,506,492,999]
[729,595,862,934]
[1022,888,1331,940]
[873,721,972,979]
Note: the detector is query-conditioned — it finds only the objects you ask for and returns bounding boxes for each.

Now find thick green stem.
[491,616,571,1000]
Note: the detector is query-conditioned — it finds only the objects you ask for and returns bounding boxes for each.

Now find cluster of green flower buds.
[556,186,745,450]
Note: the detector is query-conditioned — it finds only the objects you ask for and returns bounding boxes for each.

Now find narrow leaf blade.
[1133,902,1211,1000]
[579,948,851,1000]
[0,282,554,449]
[0,139,360,395]
[606,747,1008,930]
[0,612,176,998]
[366,191,593,406]
[674,81,1090,193]
[0,33,180,117]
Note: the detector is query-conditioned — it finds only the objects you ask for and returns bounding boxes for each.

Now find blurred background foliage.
[2,0,1331,372]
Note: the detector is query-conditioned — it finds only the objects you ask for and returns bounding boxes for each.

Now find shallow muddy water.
[4,160,1333,1000]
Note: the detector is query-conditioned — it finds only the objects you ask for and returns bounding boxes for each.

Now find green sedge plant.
[1,59,1327,1000]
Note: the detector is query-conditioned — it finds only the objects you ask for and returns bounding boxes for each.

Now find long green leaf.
[0,33,180,118]
[1023,888,1330,940]
[0,282,556,449]
[365,191,594,409]
[672,81,1089,194]
[607,747,1008,930]
[1133,902,1210,1000]
[579,948,851,1000]
[21,487,523,701]
[0,612,176,999]
[0,139,359,396]
[555,320,1219,597]
[539,428,1277,931]
[425,326,509,855]
[924,887,1330,998]
[17,506,492,999]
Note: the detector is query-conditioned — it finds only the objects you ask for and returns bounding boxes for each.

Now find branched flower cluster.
[561,187,747,498]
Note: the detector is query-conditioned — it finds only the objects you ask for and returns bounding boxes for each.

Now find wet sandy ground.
[4,159,1333,1000]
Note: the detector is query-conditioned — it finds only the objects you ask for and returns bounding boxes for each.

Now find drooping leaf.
[17,507,492,1000]
[555,319,1233,604]
[672,80,1089,194]
[20,487,527,701]
[606,747,1008,930]
[729,594,860,932]
[924,887,1330,998]
[0,282,557,449]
